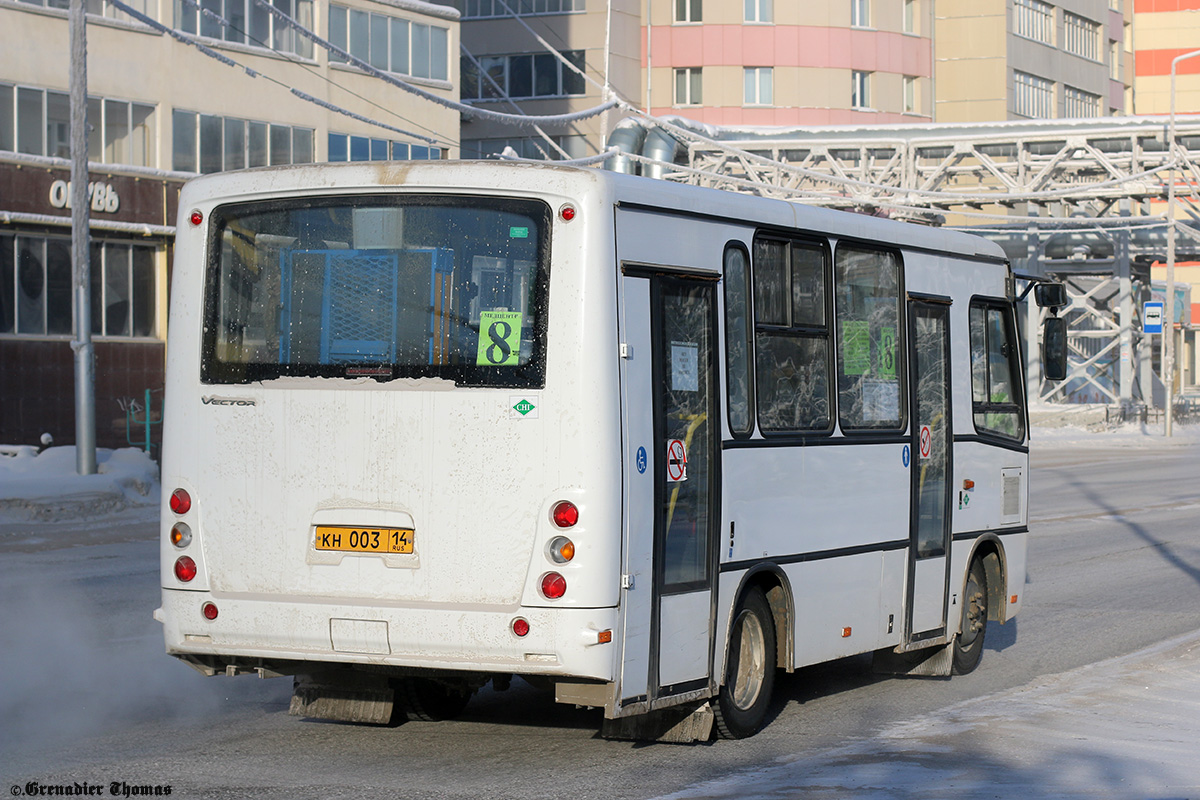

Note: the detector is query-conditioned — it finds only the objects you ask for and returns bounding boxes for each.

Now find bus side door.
[616,268,720,709]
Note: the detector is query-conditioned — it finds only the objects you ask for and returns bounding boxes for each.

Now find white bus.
[157,161,1065,739]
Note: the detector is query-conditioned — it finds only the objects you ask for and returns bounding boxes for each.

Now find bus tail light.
[512,618,530,637]
[169,488,192,515]
[547,536,575,563]
[541,572,566,599]
[202,602,219,620]
[170,522,192,548]
[551,501,578,528]
[174,556,198,583]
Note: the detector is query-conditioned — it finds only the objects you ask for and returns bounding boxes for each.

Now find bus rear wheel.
[394,677,474,722]
[713,588,776,739]
[952,559,988,675]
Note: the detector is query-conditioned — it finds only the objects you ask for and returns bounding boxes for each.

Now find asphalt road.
[2,435,1199,799]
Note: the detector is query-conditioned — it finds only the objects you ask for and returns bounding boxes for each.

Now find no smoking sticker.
[666,439,688,482]
[919,425,932,459]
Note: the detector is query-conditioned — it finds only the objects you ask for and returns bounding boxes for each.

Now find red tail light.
[511,618,530,637]
[541,572,566,599]
[551,501,578,528]
[169,488,192,515]
[202,602,219,620]
[174,556,197,582]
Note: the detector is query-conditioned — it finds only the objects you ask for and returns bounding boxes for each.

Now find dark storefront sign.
[0,160,181,227]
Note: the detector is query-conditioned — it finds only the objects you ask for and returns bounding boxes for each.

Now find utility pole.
[70,0,97,474]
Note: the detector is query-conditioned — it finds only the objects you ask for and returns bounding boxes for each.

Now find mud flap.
[289,671,395,725]
[600,702,715,743]
[872,641,954,677]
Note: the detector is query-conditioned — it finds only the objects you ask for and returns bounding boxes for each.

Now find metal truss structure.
[646,115,1200,410]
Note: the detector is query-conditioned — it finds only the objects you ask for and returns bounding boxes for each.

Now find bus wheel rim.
[732,609,766,710]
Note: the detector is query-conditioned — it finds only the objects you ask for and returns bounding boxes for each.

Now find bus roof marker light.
[551,500,578,528]
[189,210,203,226]
[541,572,567,599]
[174,556,198,583]
[559,204,576,222]
[169,488,192,515]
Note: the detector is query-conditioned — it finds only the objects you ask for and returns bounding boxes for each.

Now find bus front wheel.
[713,587,776,739]
[952,559,988,675]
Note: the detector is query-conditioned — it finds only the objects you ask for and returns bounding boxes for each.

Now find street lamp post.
[1165,48,1200,438]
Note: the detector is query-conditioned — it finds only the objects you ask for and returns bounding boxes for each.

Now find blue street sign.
[1144,301,1164,335]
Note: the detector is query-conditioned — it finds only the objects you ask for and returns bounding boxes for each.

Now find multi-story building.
[936,0,1131,120]
[1,0,460,451]
[1130,0,1200,115]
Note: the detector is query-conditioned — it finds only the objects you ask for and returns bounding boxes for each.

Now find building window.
[1014,71,1054,118]
[1064,12,1100,61]
[850,0,869,28]
[0,84,155,168]
[903,75,917,113]
[174,0,314,58]
[329,5,449,81]
[744,0,771,23]
[1109,40,1121,80]
[460,0,583,17]
[744,67,773,106]
[903,0,916,33]
[461,51,587,100]
[674,68,703,106]
[675,0,701,23]
[327,133,441,161]
[1014,0,1054,45]
[0,233,157,339]
[852,70,871,109]
[173,111,314,173]
[1064,86,1100,117]
[461,136,586,160]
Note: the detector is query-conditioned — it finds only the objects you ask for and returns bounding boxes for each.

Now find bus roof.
[179,160,1007,265]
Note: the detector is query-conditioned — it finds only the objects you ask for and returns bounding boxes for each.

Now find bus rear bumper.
[158,588,618,681]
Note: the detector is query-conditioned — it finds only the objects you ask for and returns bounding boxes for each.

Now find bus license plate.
[315,526,414,554]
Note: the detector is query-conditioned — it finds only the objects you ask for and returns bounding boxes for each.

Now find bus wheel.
[713,588,776,739]
[952,559,988,675]
[395,677,474,722]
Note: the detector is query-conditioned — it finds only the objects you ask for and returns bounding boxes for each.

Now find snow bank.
[0,446,160,522]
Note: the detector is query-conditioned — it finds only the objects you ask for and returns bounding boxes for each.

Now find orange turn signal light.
[597,630,612,644]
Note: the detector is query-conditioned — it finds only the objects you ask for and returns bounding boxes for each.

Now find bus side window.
[969,302,1025,441]
[723,244,754,436]
[834,246,903,431]
[752,237,832,433]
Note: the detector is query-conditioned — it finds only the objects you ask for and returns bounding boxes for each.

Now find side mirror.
[1035,283,1068,309]
[1042,316,1068,381]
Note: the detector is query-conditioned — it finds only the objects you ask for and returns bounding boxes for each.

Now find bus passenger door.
[617,271,719,708]
[906,299,953,644]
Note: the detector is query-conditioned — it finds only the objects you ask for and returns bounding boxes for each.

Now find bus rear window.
[201,195,551,387]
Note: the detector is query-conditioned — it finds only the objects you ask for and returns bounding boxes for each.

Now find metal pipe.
[70,0,96,474]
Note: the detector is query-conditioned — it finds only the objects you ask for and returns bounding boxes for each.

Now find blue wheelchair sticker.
[636,446,647,474]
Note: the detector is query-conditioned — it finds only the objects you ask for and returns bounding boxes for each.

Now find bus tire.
[395,677,474,722]
[952,559,988,675]
[713,587,776,739]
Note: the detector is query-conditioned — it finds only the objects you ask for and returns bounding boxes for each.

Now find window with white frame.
[674,68,703,106]
[675,0,701,23]
[1064,12,1100,61]
[329,5,450,81]
[1014,0,1054,45]
[1014,71,1054,118]
[0,84,155,168]
[745,0,771,23]
[850,0,869,28]
[903,0,916,33]
[1063,86,1100,117]
[461,135,587,160]
[903,75,917,113]
[1109,40,1120,79]
[461,51,586,100]
[327,133,441,161]
[744,67,773,106]
[852,70,871,109]
[0,232,157,339]
[460,0,583,18]
[174,0,314,57]
[172,110,314,173]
